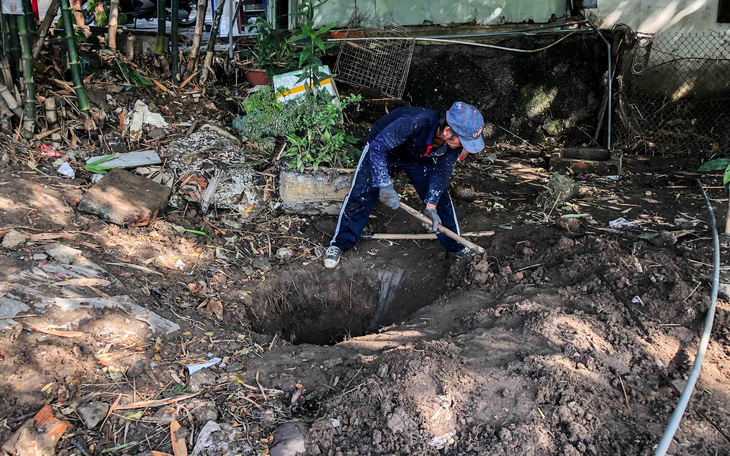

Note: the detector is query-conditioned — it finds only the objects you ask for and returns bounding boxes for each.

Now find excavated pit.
[244,257,451,345]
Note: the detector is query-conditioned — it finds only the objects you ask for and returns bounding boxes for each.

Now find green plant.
[84,0,127,27]
[182,227,213,241]
[285,93,361,172]
[288,0,336,98]
[251,16,293,78]
[242,86,298,142]
[85,154,117,173]
[698,157,730,234]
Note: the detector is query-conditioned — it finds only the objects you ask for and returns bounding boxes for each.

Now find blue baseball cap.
[446,102,485,154]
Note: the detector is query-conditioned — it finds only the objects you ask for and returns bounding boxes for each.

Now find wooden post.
[398,202,486,254]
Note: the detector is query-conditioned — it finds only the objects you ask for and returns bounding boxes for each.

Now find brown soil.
[1,143,729,456]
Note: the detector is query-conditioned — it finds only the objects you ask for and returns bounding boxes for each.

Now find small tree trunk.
[32,0,60,60]
[17,13,35,138]
[108,0,119,52]
[155,0,166,55]
[185,0,208,76]
[60,0,93,130]
[725,197,730,235]
[171,0,179,83]
[199,0,226,84]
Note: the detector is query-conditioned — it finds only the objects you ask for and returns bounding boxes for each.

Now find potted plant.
[246,16,292,85]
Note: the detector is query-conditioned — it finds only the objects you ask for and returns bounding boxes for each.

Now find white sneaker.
[449,247,473,259]
[324,246,342,269]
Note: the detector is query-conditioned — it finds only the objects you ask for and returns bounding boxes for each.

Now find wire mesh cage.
[612,30,730,156]
[333,9,415,99]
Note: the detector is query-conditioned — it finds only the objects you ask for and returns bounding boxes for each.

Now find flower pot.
[245,68,270,86]
[280,167,355,215]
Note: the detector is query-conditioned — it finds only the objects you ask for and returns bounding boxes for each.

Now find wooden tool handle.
[398,202,486,254]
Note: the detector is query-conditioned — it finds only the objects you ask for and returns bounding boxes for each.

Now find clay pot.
[245,68,270,86]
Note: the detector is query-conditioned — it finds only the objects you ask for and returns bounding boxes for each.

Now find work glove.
[378,184,400,209]
[423,208,441,232]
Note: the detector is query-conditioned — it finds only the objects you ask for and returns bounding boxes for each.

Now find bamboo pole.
[16,13,35,137]
[155,0,165,55]
[170,0,179,83]
[59,0,93,129]
[0,82,22,117]
[398,202,486,254]
[0,56,20,105]
[32,0,60,60]
[6,15,21,80]
[185,0,208,76]
[45,96,62,146]
[363,231,495,240]
[21,0,37,37]
[199,0,226,84]
[108,0,119,52]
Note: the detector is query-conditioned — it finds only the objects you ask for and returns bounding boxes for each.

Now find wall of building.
[300,0,730,34]
[304,0,566,29]
[588,0,729,33]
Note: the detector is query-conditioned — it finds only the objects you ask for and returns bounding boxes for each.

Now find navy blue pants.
[330,146,463,253]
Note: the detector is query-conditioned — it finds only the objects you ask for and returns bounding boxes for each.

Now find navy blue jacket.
[366,107,462,206]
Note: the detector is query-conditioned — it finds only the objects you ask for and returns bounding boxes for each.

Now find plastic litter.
[185,357,222,375]
[57,162,75,178]
[609,217,640,229]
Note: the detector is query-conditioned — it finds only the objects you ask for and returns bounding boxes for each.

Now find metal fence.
[612,30,730,156]
[333,9,415,99]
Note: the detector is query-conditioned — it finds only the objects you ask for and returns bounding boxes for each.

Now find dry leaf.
[202,299,224,320]
[170,420,188,456]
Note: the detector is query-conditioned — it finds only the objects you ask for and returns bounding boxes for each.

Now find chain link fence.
[613,30,730,156]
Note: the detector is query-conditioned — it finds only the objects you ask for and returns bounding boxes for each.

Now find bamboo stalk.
[32,0,60,60]
[59,0,93,129]
[170,0,179,83]
[0,57,21,106]
[45,96,62,146]
[16,13,35,137]
[108,0,119,52]
[21,0,37,38]
[185,0,208,76]
[199,0,226,84]
[6,15,21,80]
[155,0,165,55]
[0,82,22,117]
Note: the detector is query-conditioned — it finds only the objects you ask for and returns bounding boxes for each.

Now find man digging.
[324,102,485,269]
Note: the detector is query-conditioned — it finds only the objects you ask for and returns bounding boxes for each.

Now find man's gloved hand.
[378,184,400,209]
[423,207,441,232]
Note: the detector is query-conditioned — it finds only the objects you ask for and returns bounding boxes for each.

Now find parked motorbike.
[83,0,198,27]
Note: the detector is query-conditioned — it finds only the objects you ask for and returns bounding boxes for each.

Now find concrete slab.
[85,150,162,169]
[78,168,171,226]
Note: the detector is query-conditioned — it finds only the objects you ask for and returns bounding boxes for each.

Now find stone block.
[78,168,171,226]
[550,148,621,175]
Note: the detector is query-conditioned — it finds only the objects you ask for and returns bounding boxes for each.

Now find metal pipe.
[325,21,590,43]
[586,19,611,150]
[655,180,721,455]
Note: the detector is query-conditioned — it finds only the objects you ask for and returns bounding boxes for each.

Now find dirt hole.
[247,264,448,345]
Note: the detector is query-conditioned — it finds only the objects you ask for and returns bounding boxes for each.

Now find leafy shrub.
[285,93,361,172]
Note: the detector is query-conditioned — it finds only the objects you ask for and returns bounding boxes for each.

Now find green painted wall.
[306,0,566,28]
